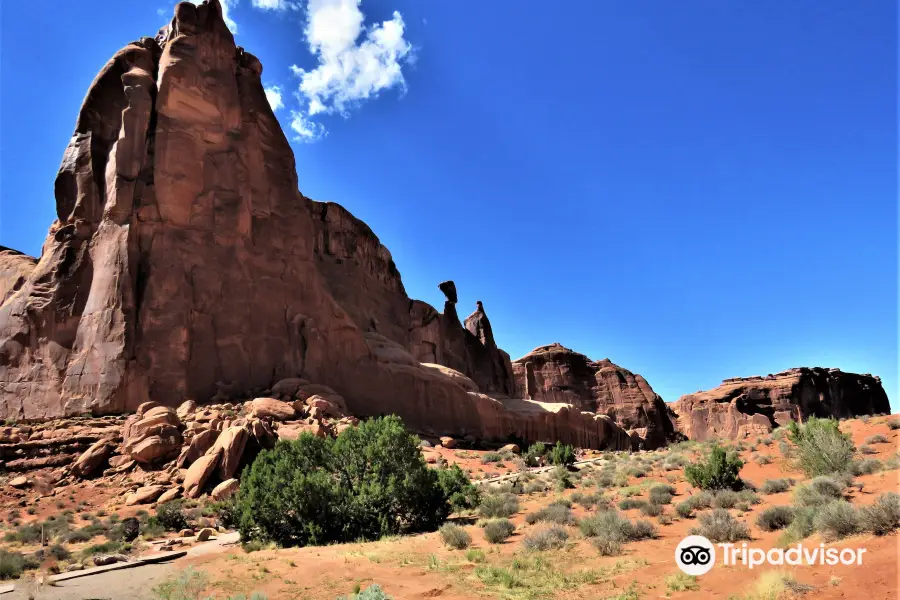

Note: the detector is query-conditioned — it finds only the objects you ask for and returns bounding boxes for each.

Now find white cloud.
[284,0,413,141]
[252,0,301,10]
[264,85,285,111]
[290,110,327,142]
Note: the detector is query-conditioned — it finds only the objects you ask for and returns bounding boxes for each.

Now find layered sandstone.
[512,343,674,448]
[0,0,629,450]
[668,367,891,440]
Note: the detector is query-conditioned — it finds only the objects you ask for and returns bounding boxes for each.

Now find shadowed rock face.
[668,368,892,440]
[0,1,632,449]
[512,343,674,448]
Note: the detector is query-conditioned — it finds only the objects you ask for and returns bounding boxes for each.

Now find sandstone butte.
[0,0,890,451]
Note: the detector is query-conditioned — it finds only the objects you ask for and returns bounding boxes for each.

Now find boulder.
[122,517,140,542]
[271,378,309,397]
[9,476,29,489]
[93,554,130,566]
[122,407,183,464]
[177,400,198,420]
[177,428,219,468]
[305,395,340,417]
[211,478,239,501]
[277,422,327,441]
[157,487,182,504]
[499,444,520,454]
[439,436,457,449]
[125,485,166,506]
[71,440,115,478]
[246,398,296,421]
[209,425,249,480]
[178,529,194,538]
[183,450,221,499]
[196,527,216,542]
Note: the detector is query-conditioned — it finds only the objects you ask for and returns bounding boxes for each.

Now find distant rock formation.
[512,343,674,448]
[668,367,891,440]
[0,0,632,450]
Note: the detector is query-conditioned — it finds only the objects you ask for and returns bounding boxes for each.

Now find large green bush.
[684,445,744,491]
[233,416,466,546]
[787,417,855,477]
[524,442,548,467]
[548,441,576,466]
[436,464,481,512]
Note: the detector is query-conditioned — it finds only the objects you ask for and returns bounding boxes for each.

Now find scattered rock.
[157,487,181,504]
[126,485,166,506]
[211,478,239,501]
[72,440,115,478]
[93,554,130,566]
[177,400,198,420]
[178,528,194,538]
[246,398,296,421]
[183,450,221,499]
[9,476,29,489]
[439,437,457,449]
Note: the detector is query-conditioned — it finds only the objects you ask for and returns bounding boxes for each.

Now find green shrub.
[338,585,392,600]
[887,420,900,430]
[640,503,662,517]
[628,519,657,540]
[851,458,883,476]
[617,499,647,511]
[466,549,486,563]
[439,523,471,549]
[778,507,816,545]
[522,526,568,551]
[859,492,900,536]
[666,573,699,592]
[760,478,793,494]
[858,445,877,455]
[787,417,855,477]
[648,485,675,505]
[525,504,575,526]
[233,416,457,547]
[48,543,71,560]
[157,500,190,532]
[549,465,573,490]
[437,465,481,512]
[684,445,744,491]
[0,551,26,580]
[571,492,607,510]
[712,490,741,509]
[865,434,889,444]
[482,519,515,543]
[689,509,750,542]
[524,442,548,467]
[481,452,502,464]
[548,442,576,466]
[813,501,860,541]
[674,491,713,518]
[479,493,519,518]
[756,506,795,531]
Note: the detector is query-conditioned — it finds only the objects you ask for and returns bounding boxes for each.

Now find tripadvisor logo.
[676,535,867,574]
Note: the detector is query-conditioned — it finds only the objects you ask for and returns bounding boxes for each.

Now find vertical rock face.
[0,0,633,450]
[668,368,892,440]
[511,343,674,448]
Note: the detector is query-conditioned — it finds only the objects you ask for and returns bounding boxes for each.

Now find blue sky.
[0,1,896,409]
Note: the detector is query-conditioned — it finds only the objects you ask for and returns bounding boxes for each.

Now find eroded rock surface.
[668,367,891,440]
[512,343,674,448]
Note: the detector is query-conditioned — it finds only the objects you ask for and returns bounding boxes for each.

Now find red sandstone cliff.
[512,343,674,448]
[0,0,632,450]
[668,367,891,440]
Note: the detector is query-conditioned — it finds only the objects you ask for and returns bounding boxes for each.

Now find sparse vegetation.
[859,492,900,536]
[479,493,520,519]
[439,523,471,549]
[760,478,793,494]
[689,509,751,542]
[666,572,699,592]
[813,501,860,541]
[525,503,576,526]
[756,506,795,531]
[787,417,855,477]
[482,518,516,543]
[523,525,569,551]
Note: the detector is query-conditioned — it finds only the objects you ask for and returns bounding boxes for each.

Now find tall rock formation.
[668,368,891,440]
[512,343,674,448]
[0,1,632,450]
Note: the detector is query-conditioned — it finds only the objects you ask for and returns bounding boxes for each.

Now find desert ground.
[2,414,898,600]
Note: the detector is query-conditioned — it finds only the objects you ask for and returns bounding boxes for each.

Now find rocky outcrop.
[668,367,892,440]
[511,343,674,448]
[0,0,640,452]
